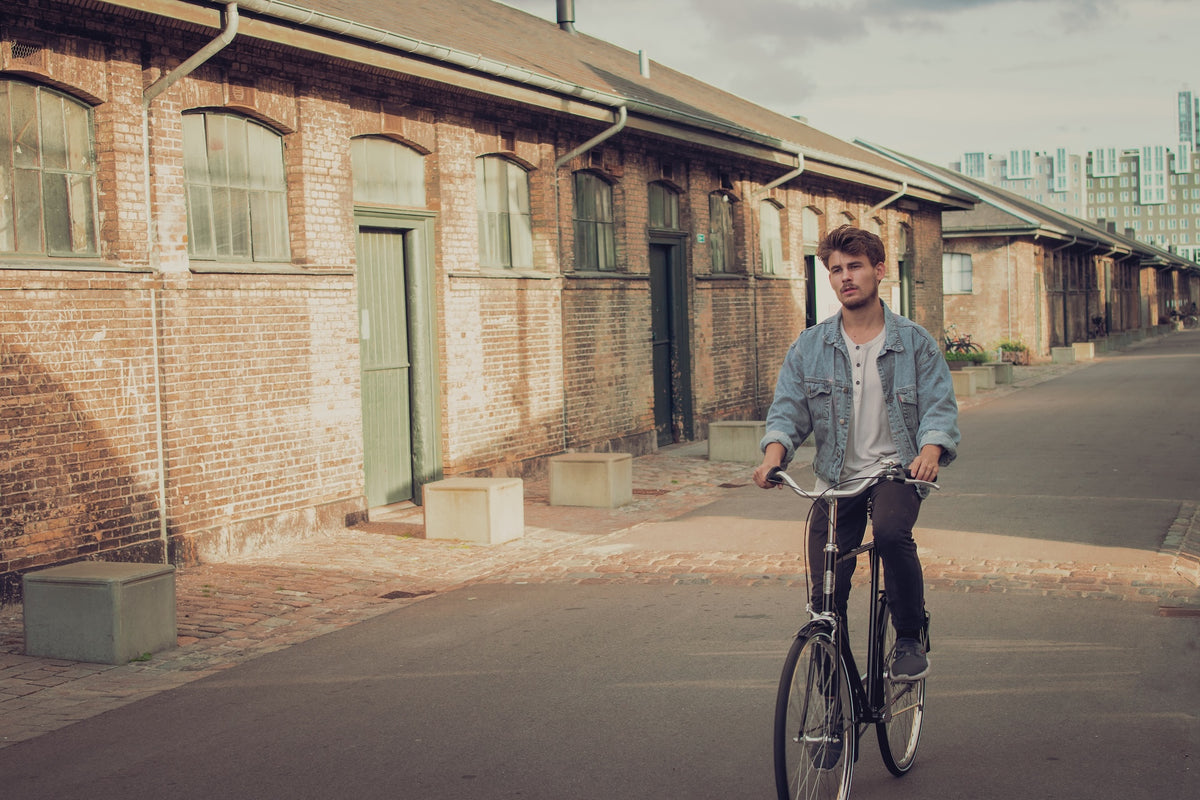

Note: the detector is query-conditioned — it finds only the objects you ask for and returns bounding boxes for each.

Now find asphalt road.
[2,332,1199,799]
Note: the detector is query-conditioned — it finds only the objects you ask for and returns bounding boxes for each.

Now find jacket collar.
[822,300,906,353]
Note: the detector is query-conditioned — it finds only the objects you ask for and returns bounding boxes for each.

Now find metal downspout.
[865,181,907,217]
[551,103,627,450]
[554,105,628,169]
[750,153,805,415]
[141,3,241,561]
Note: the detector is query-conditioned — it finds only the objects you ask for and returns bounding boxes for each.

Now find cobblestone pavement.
[2,357,1198,749]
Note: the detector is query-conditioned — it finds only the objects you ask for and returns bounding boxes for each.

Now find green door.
[357,227,413,507]
[649,240,693,445]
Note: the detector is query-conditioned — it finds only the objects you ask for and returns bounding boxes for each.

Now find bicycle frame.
[771,464,934,745]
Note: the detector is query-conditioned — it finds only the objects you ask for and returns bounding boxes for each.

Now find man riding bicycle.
[752,225,960,682]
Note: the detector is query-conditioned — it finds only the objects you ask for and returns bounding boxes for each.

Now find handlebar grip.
[766,466,784,484]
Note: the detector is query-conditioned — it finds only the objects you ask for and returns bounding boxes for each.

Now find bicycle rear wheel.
[774,629,854,800]
[875,604,925,775]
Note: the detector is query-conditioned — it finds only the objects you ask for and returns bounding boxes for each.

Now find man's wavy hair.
[817,224,886,267]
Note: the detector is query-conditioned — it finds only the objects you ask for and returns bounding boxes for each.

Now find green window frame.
[760,200,783,274]
[943,252,974,294]
[183,112,290,262]
[352,136,426,207]
[648,181,680,230]
[0,79,98,257]
[573,171,616,270]
[476,156,532,268]
[709,192,736,273]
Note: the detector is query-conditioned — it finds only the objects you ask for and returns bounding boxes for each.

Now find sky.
[498,0,1197,167]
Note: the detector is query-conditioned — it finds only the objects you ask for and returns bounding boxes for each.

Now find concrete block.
[962,365,995,390]
[708,420,768,463]
[984,361,1013,384]
[951,370,976,397]
[1051,347,1076,364]
[1072,342,1095,361]
[23,561,177,665]
[423,477,524,544]
[549,453,632,508]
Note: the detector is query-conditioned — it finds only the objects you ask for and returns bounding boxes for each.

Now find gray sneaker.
[890,638,929,681]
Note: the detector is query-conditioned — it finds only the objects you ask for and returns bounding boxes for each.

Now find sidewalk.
[2,355,1198,749]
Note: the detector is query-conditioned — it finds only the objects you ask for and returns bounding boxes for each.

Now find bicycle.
[769,461,938,800]
[943,324,983,354]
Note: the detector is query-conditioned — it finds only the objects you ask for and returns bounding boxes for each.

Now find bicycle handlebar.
[767,460,939,500]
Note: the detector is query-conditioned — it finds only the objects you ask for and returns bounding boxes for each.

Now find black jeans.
[807,479,925,636]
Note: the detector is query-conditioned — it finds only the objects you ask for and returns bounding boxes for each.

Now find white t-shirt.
[815,325,898,491]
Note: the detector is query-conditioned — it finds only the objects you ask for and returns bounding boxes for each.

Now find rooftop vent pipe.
[557,0,576,33]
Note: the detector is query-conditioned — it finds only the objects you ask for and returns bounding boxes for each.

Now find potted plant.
[997,340,1030,366]
[944,350,988,370]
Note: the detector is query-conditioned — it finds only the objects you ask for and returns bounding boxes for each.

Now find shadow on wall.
[0,342,163,604]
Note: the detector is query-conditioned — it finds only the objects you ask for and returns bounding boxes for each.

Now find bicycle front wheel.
[875,604,925,775]
[774,629,854,800]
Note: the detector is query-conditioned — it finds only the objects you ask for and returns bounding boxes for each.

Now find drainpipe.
[140,3,241,561]
[750,152,805,414]
[753,152,805,198]
[1047,236,1077,345]
[865,180,907,218]
[554,104,628,169]
[551,103,627,449]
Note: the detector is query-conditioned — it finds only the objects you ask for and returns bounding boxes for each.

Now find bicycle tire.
[966,342,985,353]
[774,629,854,800]
[875,603,925,775]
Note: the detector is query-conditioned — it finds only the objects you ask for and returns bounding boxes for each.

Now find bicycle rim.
[774,631,854,800]
[875,606,925,775]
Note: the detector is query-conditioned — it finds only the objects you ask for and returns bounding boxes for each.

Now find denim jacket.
[761,303,959,493]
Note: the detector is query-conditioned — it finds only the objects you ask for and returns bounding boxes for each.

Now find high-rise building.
[951,149,1087,219]
[950,93,1200,261]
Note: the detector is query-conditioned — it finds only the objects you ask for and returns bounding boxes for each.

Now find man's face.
[825,249,885,310]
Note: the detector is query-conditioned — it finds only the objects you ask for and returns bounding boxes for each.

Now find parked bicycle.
[770,462,938,800]
[1089,315,1107,339]
[943,324,983,354]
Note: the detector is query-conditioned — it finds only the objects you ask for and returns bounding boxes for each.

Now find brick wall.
[2,1,957,598]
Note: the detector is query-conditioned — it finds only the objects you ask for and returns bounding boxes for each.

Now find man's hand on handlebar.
[906,444,944,484]
[753,442,787,489]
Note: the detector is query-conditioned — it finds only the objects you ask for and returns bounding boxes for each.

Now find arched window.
[709,192,736,273]
[475,155,532,268]
[352,136,426,207]
[0,79,98,256]
[183,112,289,261]
[759,200,783,275]
[574,171,616,270]
[648,181,680,230]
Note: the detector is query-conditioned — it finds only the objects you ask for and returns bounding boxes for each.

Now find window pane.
[205,115,229,186]
[40,93,67,171]
[182,114,210,181]
[510,210,533,268]
[63,100,93,172]
[42,171,69,253]
[187,184,215,258]
[10,81,38,169]
[0,165,12,251]
[227,187,251,257]
[14,168,42,252]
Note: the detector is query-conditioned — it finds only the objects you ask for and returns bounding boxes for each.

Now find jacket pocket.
[896,384,919,431]
[803,378,834,422]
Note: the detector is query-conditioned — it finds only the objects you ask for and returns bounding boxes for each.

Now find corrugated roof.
[184,0,974,206]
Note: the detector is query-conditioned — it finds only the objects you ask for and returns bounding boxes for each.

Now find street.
[1,332,1198,799]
